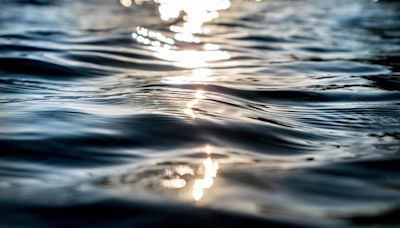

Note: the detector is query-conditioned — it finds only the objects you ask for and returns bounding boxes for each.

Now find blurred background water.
[0,0,400,226]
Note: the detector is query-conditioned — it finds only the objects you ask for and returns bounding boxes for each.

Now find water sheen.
[1,0,400,227]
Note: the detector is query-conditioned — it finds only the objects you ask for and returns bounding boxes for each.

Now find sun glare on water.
[192,145,219,201]
[128,0,231,68]
[121,0,224,203]
[159,144,219,202]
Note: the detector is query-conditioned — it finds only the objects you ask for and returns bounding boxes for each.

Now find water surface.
[1,0,400,227]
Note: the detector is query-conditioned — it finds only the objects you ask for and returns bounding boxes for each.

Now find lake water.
[0,0,400,227]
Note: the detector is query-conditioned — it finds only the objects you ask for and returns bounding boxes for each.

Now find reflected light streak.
[152,48,230,68]
[162,68,212,84]
[205,144,212,155]
[133,27,175,46]
[183,90,204,119]
[159,145,219,202]
[192,145,219,201]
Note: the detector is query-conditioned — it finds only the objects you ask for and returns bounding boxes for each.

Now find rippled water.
[1,0,400,226]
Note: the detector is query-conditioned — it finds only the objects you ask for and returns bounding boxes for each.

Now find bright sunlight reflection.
[192,144,219,201]
[161,68,213,84]
[183,90,204,119]
[129,0,231,68]
[160,145,219,202]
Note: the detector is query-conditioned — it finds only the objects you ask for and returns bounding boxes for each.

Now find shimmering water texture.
[1,0,400,227]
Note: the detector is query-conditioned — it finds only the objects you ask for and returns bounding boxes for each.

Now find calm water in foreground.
[0,0,400,227]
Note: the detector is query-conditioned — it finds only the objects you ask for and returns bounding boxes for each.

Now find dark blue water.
[1,0,400,227]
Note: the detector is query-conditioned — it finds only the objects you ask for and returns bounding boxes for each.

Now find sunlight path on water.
[120,0,230,202]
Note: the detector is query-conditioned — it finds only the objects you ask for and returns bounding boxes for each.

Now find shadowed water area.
[0,0,400,227]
